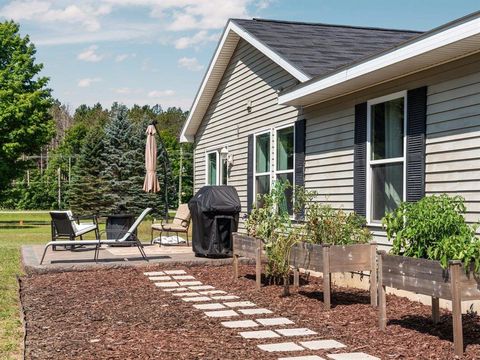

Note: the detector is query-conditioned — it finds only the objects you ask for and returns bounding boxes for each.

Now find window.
[276,126,294,215]
[253,126,294,214]
[206,151,218,185]
[367,92,406,223]
[255,132,271,207]
[206,150,228,186]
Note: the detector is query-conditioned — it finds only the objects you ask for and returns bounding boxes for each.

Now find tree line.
[0,21,193,215]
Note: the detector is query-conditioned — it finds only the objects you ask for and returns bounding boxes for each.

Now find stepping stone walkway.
[144,269,380,360]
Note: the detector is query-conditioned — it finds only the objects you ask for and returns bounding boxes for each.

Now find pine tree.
[99,105,165,216]
[67,128,106,214]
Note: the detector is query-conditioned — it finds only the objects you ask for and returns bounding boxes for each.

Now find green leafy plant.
[383,194,480,271]
[245,181,302,295]
[295,186,371,245]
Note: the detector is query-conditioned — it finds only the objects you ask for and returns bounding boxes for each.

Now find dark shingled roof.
[232,18,423,78]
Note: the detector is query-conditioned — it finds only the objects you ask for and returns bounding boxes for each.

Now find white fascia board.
[278,15,480,105]
[180,20,310,143]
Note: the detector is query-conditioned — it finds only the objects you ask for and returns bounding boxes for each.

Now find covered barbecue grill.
[188,186,241,257]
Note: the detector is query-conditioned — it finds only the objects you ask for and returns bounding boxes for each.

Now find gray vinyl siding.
[303,55,480,246]
[425,71,480,224]
[193,40,300,228]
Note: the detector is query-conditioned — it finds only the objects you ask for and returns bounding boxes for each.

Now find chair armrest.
[74,214,98,225]
[174,217,190,228]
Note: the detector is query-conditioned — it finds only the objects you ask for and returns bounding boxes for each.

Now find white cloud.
[148,89,175,98]
[114,87,132,94]
[178,57,204,71]
[115,53,136,62]
[0,1,107,32]
[78,77,102,87]
[174,30,219,49]
[77,45,104,62]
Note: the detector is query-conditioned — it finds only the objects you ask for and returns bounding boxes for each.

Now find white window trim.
[274,123,295,189]
[253,125,296,213]
[253,129,272,204]
[205,150,220,186]
[366,90,407,225]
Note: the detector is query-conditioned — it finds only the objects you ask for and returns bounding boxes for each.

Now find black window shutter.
[294,119,306,220]
[354,103,367,218]
[406,87,427,202]
[247,134,254,213]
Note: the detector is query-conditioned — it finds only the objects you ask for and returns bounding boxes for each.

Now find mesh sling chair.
[151,203,191,245]
[50,211,100,250]
[41,208,152,264]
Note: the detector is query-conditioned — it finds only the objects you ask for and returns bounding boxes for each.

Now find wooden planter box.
[289,241,378,309]
[232,232,266,289]
[377,251,480,356]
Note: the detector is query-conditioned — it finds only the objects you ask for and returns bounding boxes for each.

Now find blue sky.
[0,0,478,112]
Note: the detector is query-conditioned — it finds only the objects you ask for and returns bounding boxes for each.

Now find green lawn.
[0,211,174,359]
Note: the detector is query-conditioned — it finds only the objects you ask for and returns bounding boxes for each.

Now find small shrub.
[383,194,480,271]
[295,187,371,245]
[245,181,301,294]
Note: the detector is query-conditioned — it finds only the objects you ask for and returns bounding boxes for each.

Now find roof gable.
[233,19,421,78]
[180,18,420,143]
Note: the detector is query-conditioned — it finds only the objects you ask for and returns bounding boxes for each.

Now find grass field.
[0,211,172,359]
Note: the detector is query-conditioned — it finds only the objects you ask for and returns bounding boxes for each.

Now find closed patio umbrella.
[143,124,160,193]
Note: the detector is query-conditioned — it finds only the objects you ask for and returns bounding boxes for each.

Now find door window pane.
[371,97,404,160]
[256,133,270,173]
[277,127,294,171]
[371,163,403,221]
[276,173,293,215]
[207,152,217,185]
[255,175,270,208]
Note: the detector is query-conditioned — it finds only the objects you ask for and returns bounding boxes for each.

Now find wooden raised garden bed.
[377,251,480,356]
[232,232,266,289]
[289,242,378,309]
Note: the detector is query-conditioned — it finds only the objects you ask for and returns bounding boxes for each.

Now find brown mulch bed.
[21,264,480,359]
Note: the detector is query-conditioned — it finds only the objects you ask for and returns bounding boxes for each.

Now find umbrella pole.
[151,120,173,221]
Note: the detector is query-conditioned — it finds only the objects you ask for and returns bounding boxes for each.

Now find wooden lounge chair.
[40,208,152,264]
[151,204,191,245]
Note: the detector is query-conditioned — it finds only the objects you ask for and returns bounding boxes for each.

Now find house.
[180,11,480,250]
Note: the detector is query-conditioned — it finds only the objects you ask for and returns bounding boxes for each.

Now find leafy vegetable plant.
[382,194,480,272]
[295,187,371,245]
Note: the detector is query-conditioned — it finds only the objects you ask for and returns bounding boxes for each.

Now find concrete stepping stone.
[327,353,380,360]
[256,317,294,326]
[188,285,215,290]
[172,275,196,280]
[239,308,273,315]
[181,296,212,302]
[279,356,325,360]
[257,342,304,352]
[240,330,280,339]
[178,281,203,286]
[198,290,226,295]
[300,340,346,350]
[164,287,189,292]
[154,282,179,288]
[211,295,239,300]
[164,270,187,275]
[144,271,164,276]
[149,276,172,281]
[193,303,226,310]
[172,292,200,297]
[221,320,259,328]
[223,301,256,308]
[275,328,317,337]
[204,310,239,318]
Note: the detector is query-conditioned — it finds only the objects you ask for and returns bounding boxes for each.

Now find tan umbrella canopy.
[143,124,160,193]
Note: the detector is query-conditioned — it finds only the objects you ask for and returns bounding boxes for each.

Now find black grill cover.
[188,186,241,257]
